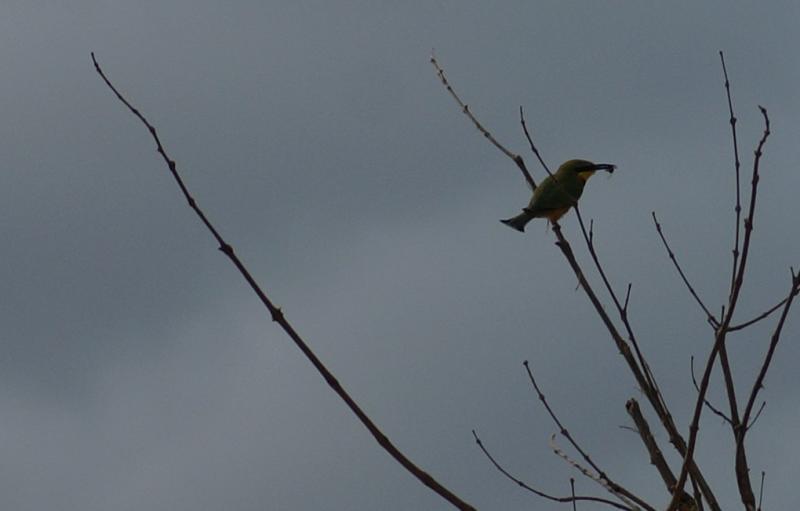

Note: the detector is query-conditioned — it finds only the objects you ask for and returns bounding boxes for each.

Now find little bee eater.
[501,159,615,232]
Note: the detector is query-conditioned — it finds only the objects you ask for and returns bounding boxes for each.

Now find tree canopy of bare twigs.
[94,48,797,511]
[431,51,798,511]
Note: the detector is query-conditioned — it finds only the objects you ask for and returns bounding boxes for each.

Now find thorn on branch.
[270,307,285,323]
[219,243,234,256]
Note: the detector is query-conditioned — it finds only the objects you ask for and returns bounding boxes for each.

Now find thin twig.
[740,270,800,436]
[524,361,603,474]
[623,283,632,313]
[720,51,743,302]
[652,212,719,328]
[689,356,732,425]
[729,294,796,332]
[519,106,552,177]
[93,52,477,511]
[430,53,536,189]
[471,431,631,510]
[757,471,765,511]
[574,207,663,403]
[746,401,767,431]
[690,476,706,511]
[571,478,578,511]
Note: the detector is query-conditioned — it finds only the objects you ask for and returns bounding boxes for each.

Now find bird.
[500,159,615,232]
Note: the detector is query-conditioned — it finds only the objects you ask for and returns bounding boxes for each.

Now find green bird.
[500,159,616,232]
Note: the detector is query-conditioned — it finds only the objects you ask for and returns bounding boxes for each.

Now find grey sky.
[2,2,799,510]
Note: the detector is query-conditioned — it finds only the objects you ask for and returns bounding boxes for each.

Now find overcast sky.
[2,2,799,510]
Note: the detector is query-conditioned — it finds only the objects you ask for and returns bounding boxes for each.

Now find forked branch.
[472,430,634,510]
[524,361,649,508]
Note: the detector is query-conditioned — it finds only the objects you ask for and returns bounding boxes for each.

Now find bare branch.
[524,361,602,475]
[551,222,720,511]
[571,478,578,511]
[93,52,477,511]
[523,361,647,507]
[740,270,800,433]
[689,357,732,425]
[518,106,552,177]
[471,431,632,510]
[669,105,771,511]
[430,53,536,189]
[720,51,743,299]
[651,212,719,328]
[690,476,706,511]
[729,293,797,332]
[549,435,653,511]
[625,399,676,490]
[573,208,662,402]
[746,401,767,432]
[568,209,723,508]
[623,283,632,314]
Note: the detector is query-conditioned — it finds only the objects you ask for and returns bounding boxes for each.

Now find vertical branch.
[93,53,477,511]
[669,106,770,511]
[570,479,578,511]
[719,51,743,298]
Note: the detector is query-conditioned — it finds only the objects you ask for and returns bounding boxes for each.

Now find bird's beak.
[592,163,616,173]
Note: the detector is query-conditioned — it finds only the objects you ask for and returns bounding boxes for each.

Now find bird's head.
[559,159,616,182]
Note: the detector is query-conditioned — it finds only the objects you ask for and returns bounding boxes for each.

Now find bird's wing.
[528,178,583,215]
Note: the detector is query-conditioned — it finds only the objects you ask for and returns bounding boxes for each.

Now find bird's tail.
[500,213,529,232]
